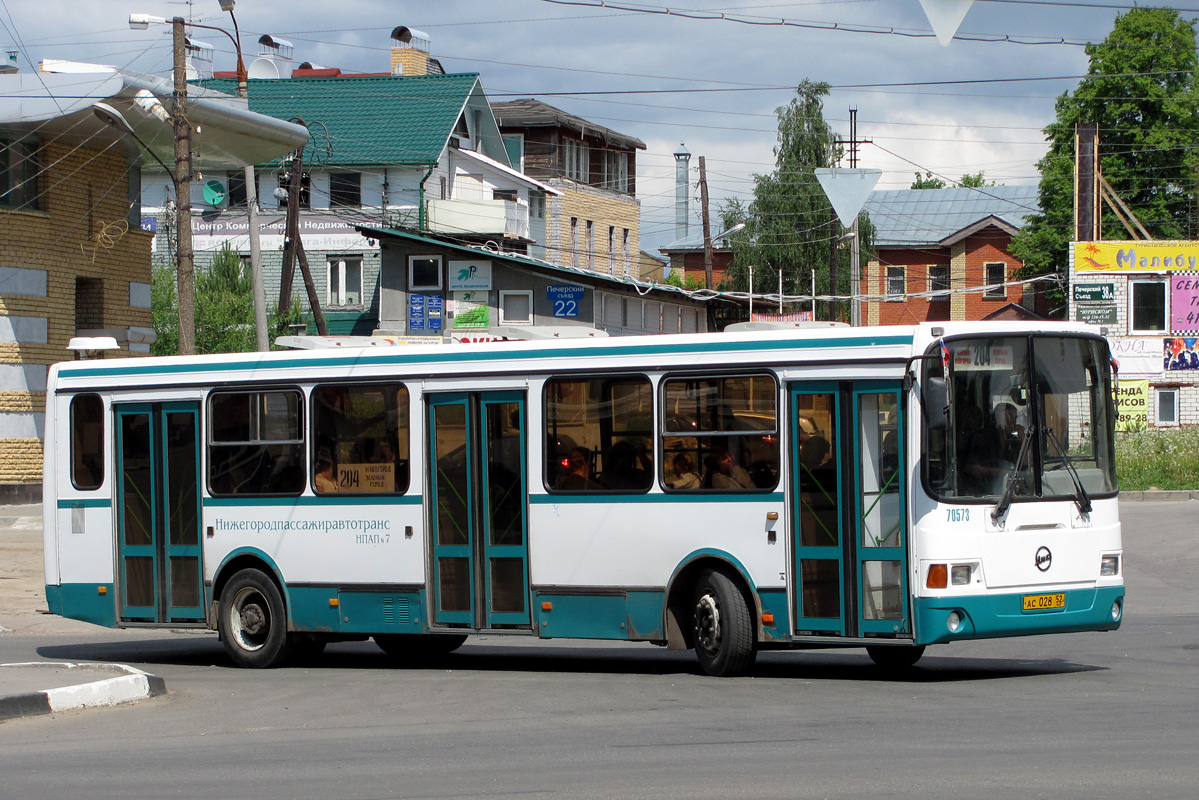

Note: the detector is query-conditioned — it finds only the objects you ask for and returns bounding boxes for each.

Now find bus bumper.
[913,586,1124,646]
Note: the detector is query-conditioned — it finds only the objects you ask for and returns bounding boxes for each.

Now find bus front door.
[426,392,530,630]
[790,384,910,639]
[114,403,204,624]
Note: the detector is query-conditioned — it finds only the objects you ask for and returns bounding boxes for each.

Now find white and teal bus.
[43,321,1124,676]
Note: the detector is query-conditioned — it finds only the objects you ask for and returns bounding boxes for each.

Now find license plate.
[1022,593,1066,611]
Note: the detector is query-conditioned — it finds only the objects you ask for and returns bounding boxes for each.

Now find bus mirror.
[924,377,948,431]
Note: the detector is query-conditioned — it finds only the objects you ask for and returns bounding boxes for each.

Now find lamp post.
[131,8,268,352]
[218,0,269,352]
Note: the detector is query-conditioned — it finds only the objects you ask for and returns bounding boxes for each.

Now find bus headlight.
[1111,600,1122,622]
[947,610,962,633]
[1100,555,1120,576]
[950,565,971,585]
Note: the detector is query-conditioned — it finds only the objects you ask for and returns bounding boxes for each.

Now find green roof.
[197,73,481,166]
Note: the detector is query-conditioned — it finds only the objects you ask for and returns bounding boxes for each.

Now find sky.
[0,0,1170,253]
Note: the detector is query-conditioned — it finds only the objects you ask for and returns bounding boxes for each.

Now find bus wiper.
[1044,426,1092,515]
[992,424,1035,524]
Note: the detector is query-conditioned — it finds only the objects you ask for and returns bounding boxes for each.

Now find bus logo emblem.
[1035,547,1052,572]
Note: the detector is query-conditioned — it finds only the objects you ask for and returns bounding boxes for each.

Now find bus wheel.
[866,645,926,670]
[219,569,289,668]
[692,568,756,677]
[374,633,468,661]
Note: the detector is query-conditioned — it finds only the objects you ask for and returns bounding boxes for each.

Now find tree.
[959,172,993,188]
[1011,8,1199,309]
[153,245,302,355]
[721,80,873,321]
[911,171,946,189]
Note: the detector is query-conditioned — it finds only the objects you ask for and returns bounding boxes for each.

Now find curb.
[0,662,166,722]
[1121,490,1199,501]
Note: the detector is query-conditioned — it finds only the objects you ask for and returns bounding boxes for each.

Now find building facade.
[1070,240,1199,429]
[493,99,644,276]
[863,186,1042,325]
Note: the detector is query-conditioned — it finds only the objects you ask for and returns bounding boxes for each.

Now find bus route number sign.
[548,285,584,318]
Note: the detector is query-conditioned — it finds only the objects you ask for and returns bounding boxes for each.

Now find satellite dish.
[203,180,227,206]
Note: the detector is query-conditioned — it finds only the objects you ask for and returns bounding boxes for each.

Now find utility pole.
[699,155,713,289]
[848,108,863,327]
[172,17,195,355]
[278,144,327,335]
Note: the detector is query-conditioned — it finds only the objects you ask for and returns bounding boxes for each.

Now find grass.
[1115,426,1199,491]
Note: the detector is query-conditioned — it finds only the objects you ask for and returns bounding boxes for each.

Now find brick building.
[493,99,645,276]
[0,63,306,500]
[862,186,1042,326]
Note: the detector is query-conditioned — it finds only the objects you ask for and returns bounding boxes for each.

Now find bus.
[42,321,1124,676]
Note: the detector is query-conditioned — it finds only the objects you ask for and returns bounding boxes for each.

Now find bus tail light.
[1100,555,1120,576]
[926,564,947,589]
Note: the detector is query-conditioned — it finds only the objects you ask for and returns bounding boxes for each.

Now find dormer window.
[563,139,588,182]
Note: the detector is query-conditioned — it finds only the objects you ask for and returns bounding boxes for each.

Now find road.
[1,501,1196,800]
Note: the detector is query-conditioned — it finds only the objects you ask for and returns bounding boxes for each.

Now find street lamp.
[130,6,268,352]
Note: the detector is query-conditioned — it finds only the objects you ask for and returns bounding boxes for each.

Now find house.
[657,228,738,288]
[0,61,307,501]
[1070,240,1199,429]
[492,99,644,276]
[138,30,556,336]
[862,186,1042,325]
[357,225,710,339]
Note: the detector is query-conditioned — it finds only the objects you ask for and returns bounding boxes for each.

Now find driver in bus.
[964,402,1024,494]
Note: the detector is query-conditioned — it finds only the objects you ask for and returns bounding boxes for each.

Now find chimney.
[674,143,691,241]
[390,26,431,76]
[248,34,293,79]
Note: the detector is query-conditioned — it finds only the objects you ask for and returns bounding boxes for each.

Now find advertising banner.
[1075,241,1199,274]
[1165,337,1199,370]
[1113,379,1149,430]
[1171,272,1199,334]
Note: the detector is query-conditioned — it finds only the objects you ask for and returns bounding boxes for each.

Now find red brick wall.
[963,229,1024,319]
[874,247,950,325]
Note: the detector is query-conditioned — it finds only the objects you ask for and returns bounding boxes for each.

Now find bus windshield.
[925,334,1117,503]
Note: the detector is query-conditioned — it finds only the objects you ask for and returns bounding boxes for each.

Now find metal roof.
[865,185,1040,247]
[492,98,646,150]
[198,73,486,166]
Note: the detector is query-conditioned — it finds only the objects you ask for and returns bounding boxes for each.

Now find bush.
[1115,426,1199,491]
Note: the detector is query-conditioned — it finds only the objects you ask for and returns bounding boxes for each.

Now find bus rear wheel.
[692,568,756,677]
[374,633,468,661]
[219,569,290,668]
[866,644,926,670]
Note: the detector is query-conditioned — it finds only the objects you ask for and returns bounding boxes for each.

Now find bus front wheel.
[692,568,756,677]
[866,645,926,670]
[219,569,290,668]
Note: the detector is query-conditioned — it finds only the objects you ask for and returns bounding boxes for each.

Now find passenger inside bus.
[706,445,753,490]
[963,401,1025,494]
[555,447,603,491]
[668,452,701,490]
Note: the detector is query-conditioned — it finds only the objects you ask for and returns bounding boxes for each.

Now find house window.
[277,170,310,209]
[531,191,545,219]
[327,257,363,306]
[0,135,41,210]
[499,290,533,325]
[570,217,579,267]
[563,139,588,182]
[1130,280,1166,332]
[929,264,950,294]
[984,262,1006,298]
[329,172,361,207]
[409,255,442,290]
[227,170,247,208]
[1155,387,1179,426]
[586,220,594,270]
[439,176,448,200]
[501,133,524,171]
[608,226,616,274]
[886,266,905,298]
[601,150,629,193]
[623,229,631,276]
[493,189,518,202]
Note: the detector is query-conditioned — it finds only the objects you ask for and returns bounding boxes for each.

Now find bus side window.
[70,394,104,490]
[311,382,410,495]
[661,374,779,492]
[208,390,305,496]
[544,375,652,493]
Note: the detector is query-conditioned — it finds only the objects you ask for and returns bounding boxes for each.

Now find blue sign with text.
[547,285,584,318]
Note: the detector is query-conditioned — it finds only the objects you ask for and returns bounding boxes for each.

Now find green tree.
[911,171,946,189]
[1011,8,1199,309]
[153,245,302,355]
[721,80,873,321]
[959,172,993,188]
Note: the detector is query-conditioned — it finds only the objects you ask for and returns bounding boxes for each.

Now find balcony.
[425,198,529,240]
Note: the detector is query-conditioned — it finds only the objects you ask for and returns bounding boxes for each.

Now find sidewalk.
[0,662,166,721]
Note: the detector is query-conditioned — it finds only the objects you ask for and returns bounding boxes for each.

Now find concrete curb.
[0,662,166,722]
[1120,490,1199,501]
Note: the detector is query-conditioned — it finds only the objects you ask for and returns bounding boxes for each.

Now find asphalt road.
[1,501,1196,800]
